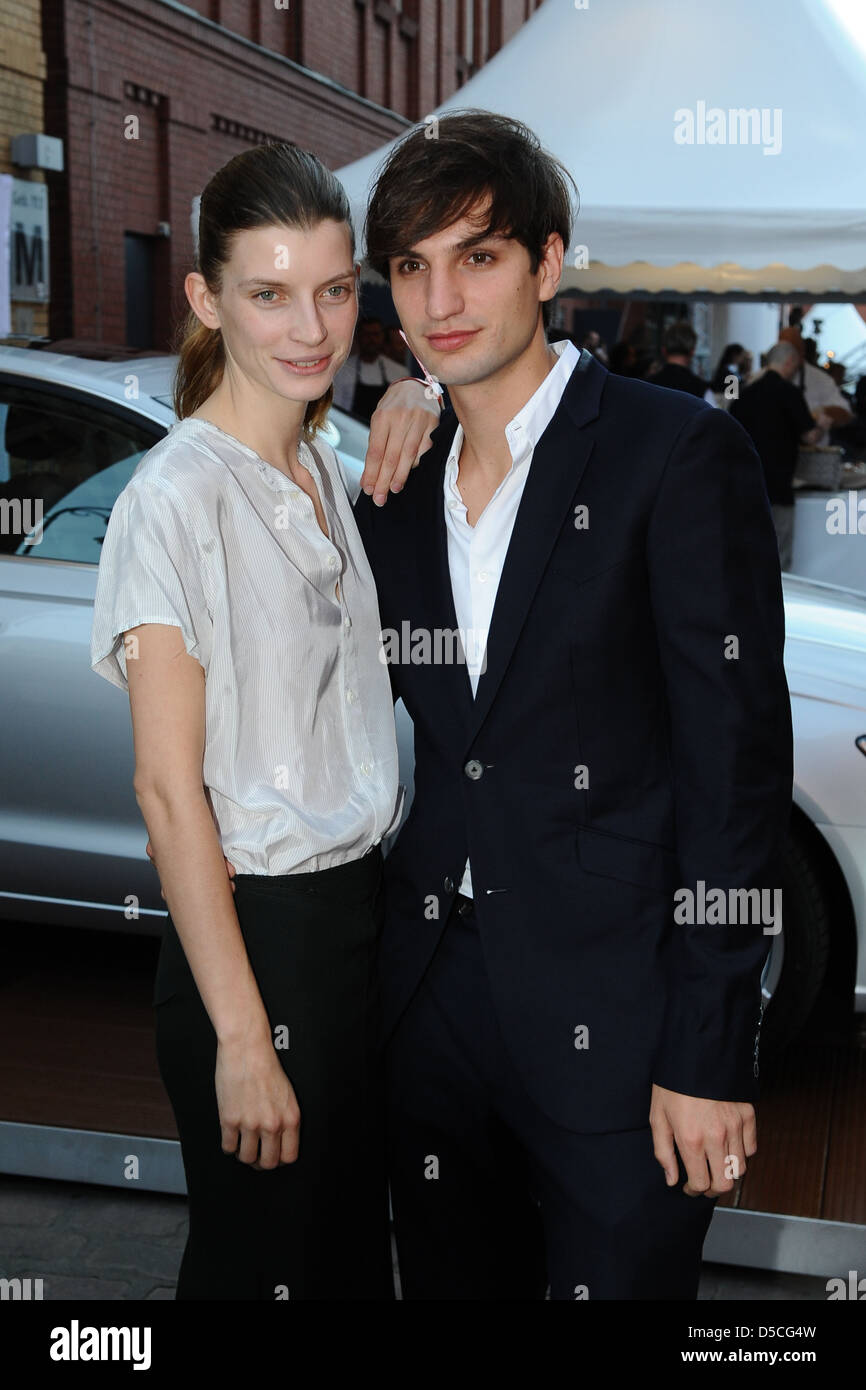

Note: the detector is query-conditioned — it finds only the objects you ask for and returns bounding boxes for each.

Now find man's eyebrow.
[392,231,508,260]
[236,270,356,288]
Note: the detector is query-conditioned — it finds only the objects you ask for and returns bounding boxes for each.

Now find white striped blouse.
[90,416,402,875]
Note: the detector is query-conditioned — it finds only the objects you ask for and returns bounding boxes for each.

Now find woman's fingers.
[362,378,441,504]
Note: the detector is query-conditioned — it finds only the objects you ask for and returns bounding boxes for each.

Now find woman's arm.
[127,621,300,1170]
[360,376,442,506]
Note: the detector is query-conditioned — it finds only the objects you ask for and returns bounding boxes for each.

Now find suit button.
[444,877,455,893]
[464,759,484,780]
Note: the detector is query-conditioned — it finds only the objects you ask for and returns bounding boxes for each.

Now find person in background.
[608,340,637,376]
[580,329,608,364]
[331,315,410,421]
[705,342,746,409]
[730,341,832,570]
[824,364,866,462]
[779,306,806,359]
[645,321,708,398]
[796,340,855,446]
[384,323,410,367]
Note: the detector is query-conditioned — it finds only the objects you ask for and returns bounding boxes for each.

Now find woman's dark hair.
[364,109,578,333]
[173,141,354,435]
[710,342,745,394]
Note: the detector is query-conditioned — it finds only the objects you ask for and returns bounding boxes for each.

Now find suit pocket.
[576,824,679,895]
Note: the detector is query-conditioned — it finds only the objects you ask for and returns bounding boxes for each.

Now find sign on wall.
[10,178,49,303]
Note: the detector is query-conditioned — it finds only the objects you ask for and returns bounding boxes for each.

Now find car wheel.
[760,829,832,1054]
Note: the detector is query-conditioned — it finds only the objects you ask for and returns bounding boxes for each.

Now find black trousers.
[385,893,718,1300]
[153,845,394,1300]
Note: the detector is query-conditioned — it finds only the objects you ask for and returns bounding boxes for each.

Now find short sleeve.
[90,480,212,692]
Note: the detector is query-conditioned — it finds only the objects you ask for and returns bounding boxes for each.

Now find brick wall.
[38,0,542,347]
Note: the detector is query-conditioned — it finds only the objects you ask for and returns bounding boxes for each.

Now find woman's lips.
[275,354,333,375]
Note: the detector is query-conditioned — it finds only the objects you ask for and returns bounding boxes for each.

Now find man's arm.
[644,405,794,1192]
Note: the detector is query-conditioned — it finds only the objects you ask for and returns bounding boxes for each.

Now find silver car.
[1,345,864,1056]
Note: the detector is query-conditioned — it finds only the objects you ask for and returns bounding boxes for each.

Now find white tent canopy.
[335,0,866,296]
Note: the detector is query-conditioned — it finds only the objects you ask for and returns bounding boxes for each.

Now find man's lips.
[425,330,480,351]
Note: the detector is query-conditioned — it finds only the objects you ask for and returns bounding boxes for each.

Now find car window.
[0,382,162,563]
[323,409,369,487]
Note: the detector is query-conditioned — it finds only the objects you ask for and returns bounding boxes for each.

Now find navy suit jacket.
[353,349,794,1133]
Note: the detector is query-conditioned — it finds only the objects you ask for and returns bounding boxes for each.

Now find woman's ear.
[185,271,221,331]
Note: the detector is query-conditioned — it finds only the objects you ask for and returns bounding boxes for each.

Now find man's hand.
[650,1083,756,1196]
[361,377,442,506]
[146,838,237,899]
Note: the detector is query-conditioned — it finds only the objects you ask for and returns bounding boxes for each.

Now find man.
[331,315,409,422]
[731,340,830,570]
[798,338,854,446]
[354,111,793,1300]
[647,320,709,398]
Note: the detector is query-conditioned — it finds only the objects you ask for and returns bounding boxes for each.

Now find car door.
[0,375,167,931]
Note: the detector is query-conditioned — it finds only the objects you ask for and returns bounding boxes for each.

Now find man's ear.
[538,231,565,310]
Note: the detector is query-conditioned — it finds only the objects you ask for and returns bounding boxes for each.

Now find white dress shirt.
[444,337,581,896]
[91,417,402,875]
[802,360,852,445]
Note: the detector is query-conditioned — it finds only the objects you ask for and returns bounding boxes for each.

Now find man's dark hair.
[662,320,697,357]
[364,109,578,333]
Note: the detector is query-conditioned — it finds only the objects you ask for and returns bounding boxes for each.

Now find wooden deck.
[2,922,864,1224]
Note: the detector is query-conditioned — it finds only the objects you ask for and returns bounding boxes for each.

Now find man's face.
[779,353,799,380]
[386,200,559,389]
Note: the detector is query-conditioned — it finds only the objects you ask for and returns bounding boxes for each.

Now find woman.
[90,141,437,1299]
[705,342,746,408]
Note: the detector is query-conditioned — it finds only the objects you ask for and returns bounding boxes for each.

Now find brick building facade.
[33,0,543,349]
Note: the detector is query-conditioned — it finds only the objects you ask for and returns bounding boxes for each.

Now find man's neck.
[444,333,561,528]
[448,335,560,477]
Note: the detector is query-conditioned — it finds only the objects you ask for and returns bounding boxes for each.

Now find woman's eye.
[255,290,277,302]
[323,285,350,299]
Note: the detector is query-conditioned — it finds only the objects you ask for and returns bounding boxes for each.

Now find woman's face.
[204,219,359,407]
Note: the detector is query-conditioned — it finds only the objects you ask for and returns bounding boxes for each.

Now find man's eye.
[468,252,492,265]
[396,260,422,274]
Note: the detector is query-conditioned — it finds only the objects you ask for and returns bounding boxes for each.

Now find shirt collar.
[444,337,581,480]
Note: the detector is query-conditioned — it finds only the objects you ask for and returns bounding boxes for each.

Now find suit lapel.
[466,350,606,745]
[411,408,476,723]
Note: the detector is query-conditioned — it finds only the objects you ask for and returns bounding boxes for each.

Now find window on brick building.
[456,0,492,87]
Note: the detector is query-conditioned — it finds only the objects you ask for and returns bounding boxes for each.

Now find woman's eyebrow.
[237,270,356,289]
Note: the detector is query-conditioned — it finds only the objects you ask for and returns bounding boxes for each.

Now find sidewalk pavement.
[0,1173,830,1301]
